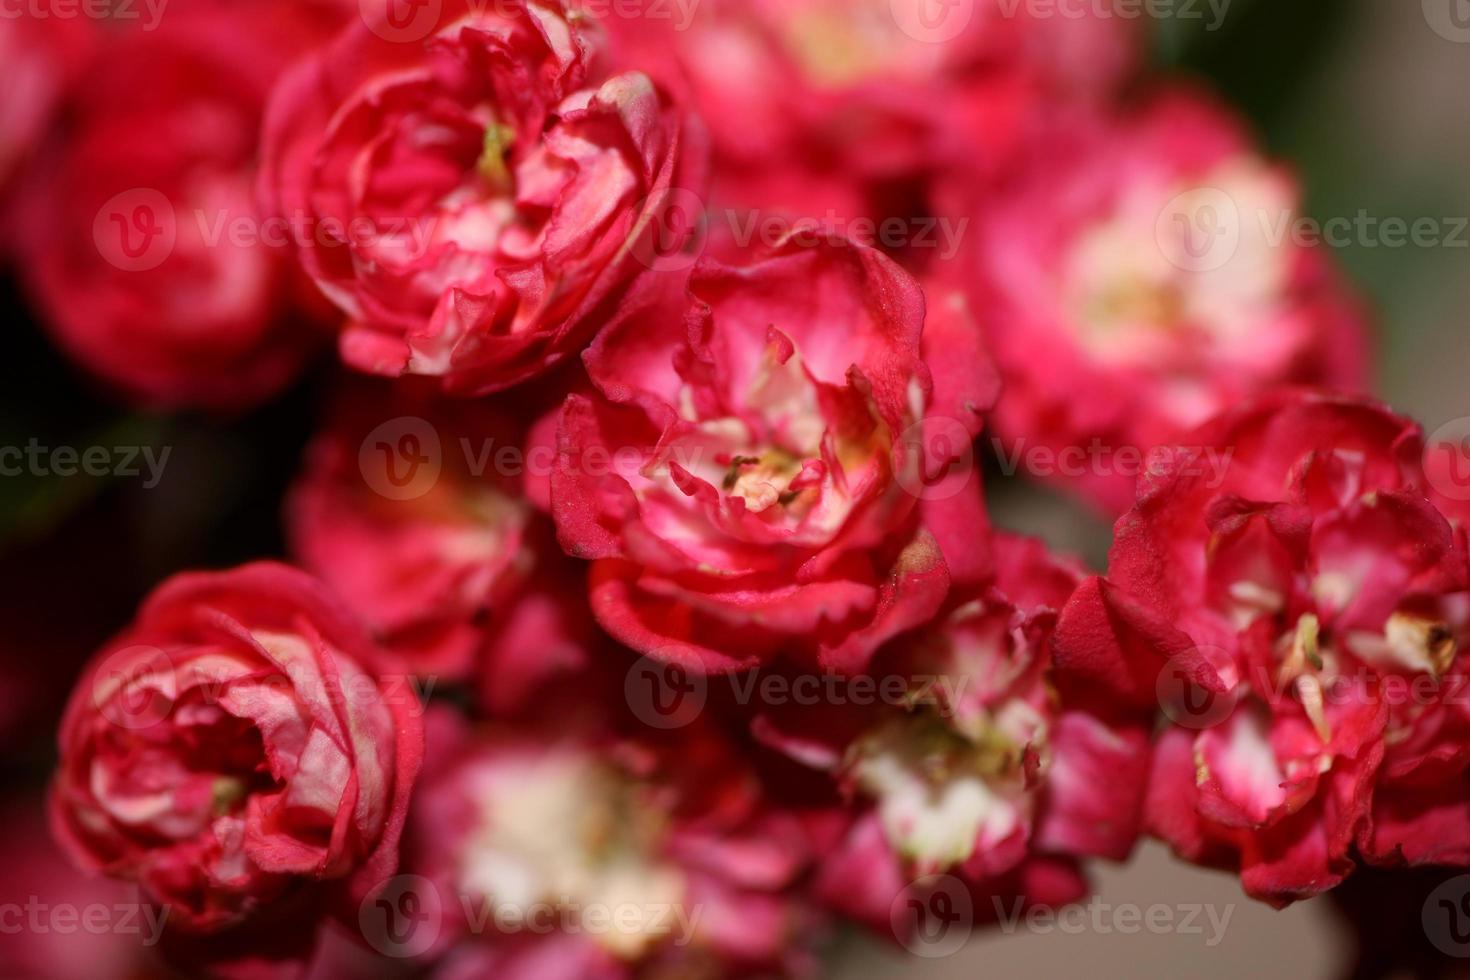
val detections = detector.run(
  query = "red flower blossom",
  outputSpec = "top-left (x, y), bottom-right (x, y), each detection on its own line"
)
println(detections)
top-left (401, 708), bottom-right (820, 976)
top-left (260, 0), bottom-right (706, 395)
top-left (959, 89), bottom-right (1369, 513)
top-left (1053, 390), bottom-right (1470, 903)
top-left (0, 13), bottom-right (92, 208)
top-left (605, 0), bottom-right (1137, 183)
top-left (51, 563), bottom-right (424, 943)
top-left (17, 2), bottom-right (343, 410)
top-left (755, 534), bottom-right (1148, 932)
top-left (551, 236), bottom-right (994, 673)
top-left (289, 379), bottom-right (545, 680)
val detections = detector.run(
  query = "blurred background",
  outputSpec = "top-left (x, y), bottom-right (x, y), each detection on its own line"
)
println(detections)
top-left (1, 0), bottom-right (1467, 976)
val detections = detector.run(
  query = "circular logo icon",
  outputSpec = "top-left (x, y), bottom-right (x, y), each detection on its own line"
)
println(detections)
top-left (1156, 650), bottom-right (1238, 730)
top-left (1424, 417), bottom-right (1470, 502)
top-left (895, 416), bottom-right (977, 502)
top-left (1156, 186), bottom-right (1242, 274)
top-left (624, 655), bottom-right (708, 730)
top-left (360, 874), bottom-right (443, 958)
top-left (890, 0), bottom-right (975, 44)
top-left (91, 645), bottom-right (176, 731)
top-left (93, 189), bottom-right (177, 272)
top-left (1424, 875), bottom-right (1470, 956)
top-left (359, 417), bottom-right (442, 501)
top-left (360, 0), bottom-right (444, 43)
top-left (891, 874), bottom-right (973, 958)
top-left (630, 187), bottom-right (709, 273)
top-left (1423, 0), bottom-right (1470, 42)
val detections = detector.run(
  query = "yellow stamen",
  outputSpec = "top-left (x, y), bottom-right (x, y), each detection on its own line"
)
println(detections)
top-left (477, 122), bottom-right (517, 191)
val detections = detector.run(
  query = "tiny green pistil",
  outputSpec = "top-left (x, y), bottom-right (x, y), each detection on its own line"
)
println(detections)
top-left (477, 122), bottom-right (517, 191)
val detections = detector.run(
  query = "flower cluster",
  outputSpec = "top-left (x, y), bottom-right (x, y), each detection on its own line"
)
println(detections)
top-left (1055, 391), bottom-right (1470, 903)
top-left (5, 0), bottom-right (1458, 976)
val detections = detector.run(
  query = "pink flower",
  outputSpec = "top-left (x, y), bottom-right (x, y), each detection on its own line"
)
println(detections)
top-left (551, 236), bottom-right (994, 673)
top-left (16, 3), bottom-right (342, 411)
top-left (403, 708), bottom-right (819, 976)
top-left (605, 0), bottom-right (1137, 183)
top-left (600, 0), bottom-right (1137, 273)
top-left (1053, 389), bottom-right (1470, 903)
top-left (51, 563), bottom-right (424, 942)
top-left (260, 0), bottom-right (706, 395)
top-left (288, 378), bottom-right (550, 680)
top-left (0, 13), bottom-right (92, 208)
top-left (958, 88), bottom-right (1369, 513)
top-left (755, 534), bottom-right (1149, 932)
